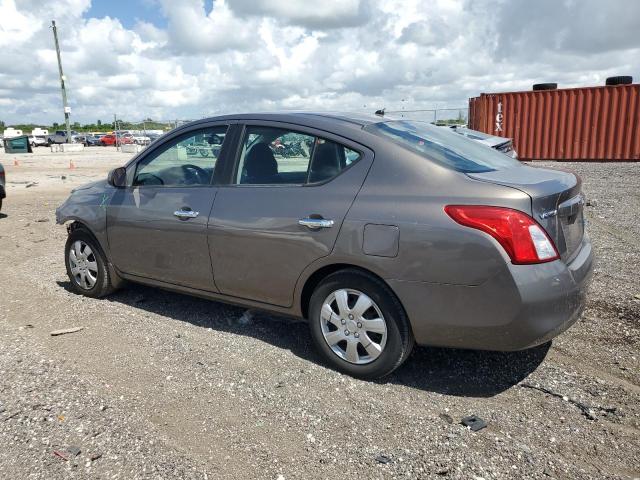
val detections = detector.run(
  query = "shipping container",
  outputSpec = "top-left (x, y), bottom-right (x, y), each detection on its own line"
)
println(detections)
top-left (468, 83), bottom-right (640, 161)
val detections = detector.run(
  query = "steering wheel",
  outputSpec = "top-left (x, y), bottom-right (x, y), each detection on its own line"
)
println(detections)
top-left (135, 173), bottom-right (164, 186)
top-left (181, 164), bottom-right (208, 184)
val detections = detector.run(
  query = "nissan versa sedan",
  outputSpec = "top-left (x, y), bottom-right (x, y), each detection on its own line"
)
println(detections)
top-left (56, 112), bottom-right (593, 379)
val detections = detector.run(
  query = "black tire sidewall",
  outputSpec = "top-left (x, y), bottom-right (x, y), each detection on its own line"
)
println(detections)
top-left (65, 229), bottom-right (110, 298)
top-left (309, 271), bottom-right (411, 379)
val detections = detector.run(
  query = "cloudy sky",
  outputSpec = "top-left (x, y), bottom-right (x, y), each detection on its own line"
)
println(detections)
top-left (0, 0), bottom-right (638, 125)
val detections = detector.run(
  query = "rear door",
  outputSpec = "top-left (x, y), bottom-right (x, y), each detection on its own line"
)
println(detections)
top-left (107, 123), bottom-right (232, 291)
top-left (208, 122), bottom-right (373, 307)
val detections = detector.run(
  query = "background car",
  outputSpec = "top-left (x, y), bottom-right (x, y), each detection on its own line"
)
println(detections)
top-left (29, 135), bottom-right (47, 148)
top-left (99, 134), bottom-right (133, 146)
top-left (76, 134), bottom-right (103, 146)
top-left (46, 130), bottom-right (80, 145)
top-left (56, 112), bottom-right (592, 380)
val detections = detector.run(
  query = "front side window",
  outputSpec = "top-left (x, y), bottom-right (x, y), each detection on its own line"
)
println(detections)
top-left (235, 126), bottom-right (361, 185)
top-left (134, 127), bottom-right (227, 186)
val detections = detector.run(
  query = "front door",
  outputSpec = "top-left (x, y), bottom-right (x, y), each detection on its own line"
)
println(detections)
top-left (208, 123), bottom-right (372, 306)
top-left (107, 125), bottom-right (230, 291)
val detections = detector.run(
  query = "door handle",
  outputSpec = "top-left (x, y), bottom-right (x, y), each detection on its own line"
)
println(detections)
top-left (174, 209), bottom-right (199, 219)
top-left (298, 217), bottom-right (334, 230)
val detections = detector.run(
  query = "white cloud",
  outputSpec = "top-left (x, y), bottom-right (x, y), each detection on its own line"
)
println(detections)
top-left (0, 0), bottom-right (638, 125)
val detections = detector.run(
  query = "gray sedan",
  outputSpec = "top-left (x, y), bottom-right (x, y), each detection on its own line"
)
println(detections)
top-left (56, 112), bottom-right (593, 379)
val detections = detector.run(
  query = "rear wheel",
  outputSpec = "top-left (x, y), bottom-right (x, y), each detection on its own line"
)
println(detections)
top-left (65, 228), bottom-right (116, 298)
top-left (309, 270), bottom-right (414, 379)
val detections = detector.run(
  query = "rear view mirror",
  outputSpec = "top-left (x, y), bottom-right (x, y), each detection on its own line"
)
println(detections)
top-left (107, 167), bottom-right (127, 188)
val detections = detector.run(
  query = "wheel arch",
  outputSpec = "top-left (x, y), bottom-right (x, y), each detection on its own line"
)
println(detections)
top-left (299, 263), bottom-right (400, 319)
top-left (65, 220), bottom-right (125, 288)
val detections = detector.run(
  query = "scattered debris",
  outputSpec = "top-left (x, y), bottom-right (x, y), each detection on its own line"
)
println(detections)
top-left (50, 327), bottom-right (84, 336)
top-left (375, 455), bottom-right (392, 464)
top-left (3, 410), bottom-right (20, 421)
top-left (89, 453), bottom-right (102, 462)
top-left (586, 199), bottom-right (598, 207)
top-left (25, 182), bottom-right (38, 188)
top-left (35, 218), bottom-right (49, 223)
top-left (520, 383), bottom-right (618, 421)
top-left (439, 413), bottom-right (453, 424)
top-left (53, 450), bottom-right (70, 461)
top-left (67, 446), bottom-right (82, 457)
top-left (461, 415), bottom-right (487, 432)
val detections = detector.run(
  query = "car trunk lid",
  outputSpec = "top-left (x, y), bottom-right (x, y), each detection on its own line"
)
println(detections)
top-left (467, 165), bottom-right (585, 263)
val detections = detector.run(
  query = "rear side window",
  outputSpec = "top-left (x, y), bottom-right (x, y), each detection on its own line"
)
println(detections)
top-left (365, 120), bottom-right (519, 173)
top-left (235, 126), bottom-right (361, 185)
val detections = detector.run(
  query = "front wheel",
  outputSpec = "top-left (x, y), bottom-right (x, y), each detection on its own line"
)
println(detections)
top-left (65, 228), bottom-right (116, 298)
top-left (308, 270), bottom-right (414, 379)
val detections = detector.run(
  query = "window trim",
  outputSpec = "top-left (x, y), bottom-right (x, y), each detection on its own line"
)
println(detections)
top-left (227, 122), bottom-right (365, 188)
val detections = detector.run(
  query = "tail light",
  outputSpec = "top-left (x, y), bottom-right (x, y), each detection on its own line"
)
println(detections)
top-left (444, 205), bottom-right (559, 264)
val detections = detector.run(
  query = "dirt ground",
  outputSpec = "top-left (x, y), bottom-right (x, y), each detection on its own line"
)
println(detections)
top-left (0, 147), bottom-right (638, 479)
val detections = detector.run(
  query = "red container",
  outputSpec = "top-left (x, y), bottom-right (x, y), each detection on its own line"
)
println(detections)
top-left (468, 84), bottom-right (640, 161)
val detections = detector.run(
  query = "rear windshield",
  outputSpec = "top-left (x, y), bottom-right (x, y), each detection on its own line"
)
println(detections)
top-left (364, 120), bottom-right (519, 173)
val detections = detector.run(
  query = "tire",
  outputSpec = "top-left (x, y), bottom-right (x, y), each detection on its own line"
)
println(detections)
top-left (605, 76), bottom-right (632, 86)
top-left (533, 83), bottom-right (557, 91)
top-left (65, 228), bottom-right (116, 298)
top-left (308, 269), bottom-right (414, 379)
top-left (0, 198), bottom-right (3, 212)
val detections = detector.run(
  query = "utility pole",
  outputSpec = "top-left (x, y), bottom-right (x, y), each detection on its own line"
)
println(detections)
top-left (114, 114), bottom-right (119, 151)
top-left (51, 20), bottom-right (71, 143)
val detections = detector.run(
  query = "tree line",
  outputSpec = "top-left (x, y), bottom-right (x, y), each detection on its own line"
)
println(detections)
top-left (1, 118), bottom-right (174, 133)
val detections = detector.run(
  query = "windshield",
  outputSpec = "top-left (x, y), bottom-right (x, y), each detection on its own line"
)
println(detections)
top-left (365, 120), bottom-right (520, 173)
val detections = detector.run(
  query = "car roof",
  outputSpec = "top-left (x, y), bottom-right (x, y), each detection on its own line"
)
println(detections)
top-left (205, 111), bottom-right (384, 126)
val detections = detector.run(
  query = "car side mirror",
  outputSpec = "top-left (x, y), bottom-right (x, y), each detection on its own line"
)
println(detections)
top-left (107, 167), bottom-right (127, 188)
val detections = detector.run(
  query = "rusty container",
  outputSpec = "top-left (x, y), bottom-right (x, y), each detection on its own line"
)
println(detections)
top-left (468, 83), bottom-right (640, 161)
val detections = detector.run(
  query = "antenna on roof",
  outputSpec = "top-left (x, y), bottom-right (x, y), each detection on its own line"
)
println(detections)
top-left (374, 108), bottom-right (385, 117)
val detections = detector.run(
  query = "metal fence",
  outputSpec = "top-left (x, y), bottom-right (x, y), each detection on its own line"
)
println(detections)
top-left (382, 108), bottom-right (469, 125)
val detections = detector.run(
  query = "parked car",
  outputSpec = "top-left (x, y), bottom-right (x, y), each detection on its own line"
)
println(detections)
top-left (99, 134), bottom-right (133, 146)
top-left (449, 126), bottom-right (518, 158)
top-left (146, 133), bottom-right (162, 143)
top-left (47, 130), bottom-right (80, 145)
top-left (56, 113), bottom-right (593, 379)
top-left (132, 133), bottom-right (151, 145)
top-left (29, 135), bottom-right (48, 148)
top-left (76, 134), bottom-right (102, 146)
top-left (120, 134), bottom-right (135, 145)
top-left (0, 162), bottom-right (5, 211)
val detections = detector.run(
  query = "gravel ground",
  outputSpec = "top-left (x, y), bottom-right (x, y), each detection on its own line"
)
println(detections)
top-left (0, 150), bottom-right (638, 479)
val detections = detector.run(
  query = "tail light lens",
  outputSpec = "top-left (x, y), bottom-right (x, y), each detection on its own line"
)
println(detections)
top-left (444, 205), bottom-right (559, 264)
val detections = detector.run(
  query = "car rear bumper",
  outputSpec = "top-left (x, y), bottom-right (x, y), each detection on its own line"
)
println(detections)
top-left (389, 234), bottom-right (594, 351)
